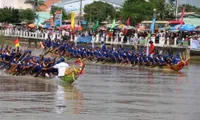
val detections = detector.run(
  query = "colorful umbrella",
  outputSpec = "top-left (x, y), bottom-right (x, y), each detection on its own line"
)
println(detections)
top-left (3, 24), bottom-right (13, 28)
top-left (105, 24), bottom-right (118, 28)
top-left (118, 24), bottom-right (135, 30)
top-left (118, 24), bottom-right (125, 29)
top-left (28, 24), bottom-right (36, 28)
top-left (194, 25), bottom-right (200, 32)
top-left (124, 26), bottom-right (135, 30)
top-left (60, 25), bottom-right (82, 30)
top-left (138, 26), bottom-right (146, 31)
top-left (99, 26), bottom-right (107, 31)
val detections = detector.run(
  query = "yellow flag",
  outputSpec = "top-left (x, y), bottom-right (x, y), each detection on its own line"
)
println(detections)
top-left (71, 12), bottom-right (75, 29)
top-left (14, 38), bottom-right (20, 48)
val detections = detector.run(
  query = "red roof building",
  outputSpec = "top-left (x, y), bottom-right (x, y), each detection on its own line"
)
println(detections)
top-left (39, 0), bottom-right (61, 11)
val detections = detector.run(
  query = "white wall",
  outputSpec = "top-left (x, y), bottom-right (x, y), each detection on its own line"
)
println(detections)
top-left (0, 0), bottom-right (32, 9)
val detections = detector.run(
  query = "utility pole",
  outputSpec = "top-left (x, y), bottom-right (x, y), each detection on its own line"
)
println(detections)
top-left (175, 0), bottom-right (178, 20)
top-left (79, 0), bottom-right (82, 25)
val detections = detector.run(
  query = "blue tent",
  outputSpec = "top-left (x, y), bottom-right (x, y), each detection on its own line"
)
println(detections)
top-left (179, 24), bottom-right (196, 31)
top-left (171, 24), bottom-right (181, 30)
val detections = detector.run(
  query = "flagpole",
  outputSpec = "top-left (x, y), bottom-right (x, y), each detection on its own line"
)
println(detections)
top-left (175, 0), bottom-right (178, 20)
top-left (146, 8), bottom-right (156, 56)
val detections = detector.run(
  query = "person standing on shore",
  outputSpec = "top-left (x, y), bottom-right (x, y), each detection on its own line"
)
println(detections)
top-left (149, 41), bottom-right (155, 58)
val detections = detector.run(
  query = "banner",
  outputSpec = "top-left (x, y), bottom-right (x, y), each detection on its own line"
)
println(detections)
top-left (191, 40), bottom-right (200, 50)
top-left (77, 36), bottom-right (92, 43)
top-left (150, 17), bottom-right (156, 34)
top-left (110, 19), bottom-right (116, 31)
top-left (71, 12), bottom-right (75, 29)
top-left (93, 21), bottom-right (99, 31)
top-left (127, 17), bottom-right (130, 26)
top-left (54, 10), bottom-right (62, 27)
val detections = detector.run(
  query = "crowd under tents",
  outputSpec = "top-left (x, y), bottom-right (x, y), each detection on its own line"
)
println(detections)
top-left (59, 25), bottom-right (82, 31)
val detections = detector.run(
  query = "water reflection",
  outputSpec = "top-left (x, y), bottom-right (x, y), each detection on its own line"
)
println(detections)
top-left (55, 83), bottom-right (83, 114)
top-left (0, 77), bottom-right (56, 114)
top-left (0, 77), bottom-right (84, 116)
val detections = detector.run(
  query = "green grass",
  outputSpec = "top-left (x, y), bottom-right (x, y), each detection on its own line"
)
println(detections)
top-left (0, 35), bottom-right (12, 45)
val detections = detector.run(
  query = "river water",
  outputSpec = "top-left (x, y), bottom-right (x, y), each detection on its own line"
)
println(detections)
top-left (0, 64), bottom-right (200, 120)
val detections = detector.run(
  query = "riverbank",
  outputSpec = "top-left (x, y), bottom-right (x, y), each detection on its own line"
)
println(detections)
top-left (190, 56), bottom-right (200, 64)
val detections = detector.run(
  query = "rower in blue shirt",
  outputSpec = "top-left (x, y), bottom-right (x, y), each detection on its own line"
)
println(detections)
top-left (172, 54), bottom-right (181, 65)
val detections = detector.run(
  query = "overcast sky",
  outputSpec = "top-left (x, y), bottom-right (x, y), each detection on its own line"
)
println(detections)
top-left (61, 0), bottom-right (124, 5)
top-left (103, 0), bottom-right (124, 5)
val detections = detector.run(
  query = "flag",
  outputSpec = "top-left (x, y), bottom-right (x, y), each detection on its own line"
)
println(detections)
top-left (36, 14), bottom-right (40, 29)
top-left (110, 19), bottom-right (116, 31)
top-left (125, 17), bottom-right (130, 35)
top-left (14, 38), bottom-right (20, 48)
top-left (71, 12), bottom-right (75, 29)
top-left (150, 17), bottom-right (156, 34)
top-left (177, 8), bottom-right (185, 30)
top-left (180, 7), bottom-right (185, 25)
top-left (60, 10), bottom-right (63, 27)
top-left (54, 10), bottom-right (62, 27)
top-left (92, 21), bottom-right (99, 31)
top-left (127, 17), bottom-right (130, 26)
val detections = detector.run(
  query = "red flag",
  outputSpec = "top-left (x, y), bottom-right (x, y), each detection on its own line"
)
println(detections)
top-left (127, 17), bottom-right (130, 26)
top-left (178, 7), bottom-right (185, 30)
top-left (180, 7), bottom-right (185, 25)
top-left (14, 38), bottom-right (20, 47)
top-left (14, 38), bottom-right (19, 44)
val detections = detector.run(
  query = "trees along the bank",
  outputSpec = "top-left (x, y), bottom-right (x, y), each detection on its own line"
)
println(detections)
top-left (50, 6), bottom-right (69, 20)
top-left (0, 7), bottom-right (14, 23)
top-left (0, 7), bottom-right (35, 24)
top-left (120, 0), bottom-right (175, 25)
top-left (178, 4), bottom-right (200, 13)
top-left (83, 1), bottom-right (117, 23)
top-left (19, 9), bottom-right (35, 23)
top-left (120, 0), bottom-right (154, 25)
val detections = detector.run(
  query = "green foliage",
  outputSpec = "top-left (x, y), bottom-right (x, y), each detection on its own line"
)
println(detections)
top-left (83, 1), bottom-right (117, 23)
top-left (151, 0), bottom-right (174, 20)
top-left (50, 6), bottom-right (68, 20)
top-left (0, 7), bottom-right (35, 23)
top-left (0, 35), bottom-right (9, 45)
top-left (19, 9), bottom-right (35, 23)
top-left (178, 4), bottom-right (200, 13)
top-left (120, 0), bottom-right (175, 25)
top-left (163, 3), bottom-right (175, 20)
top-left (121, 0), bottom-right (154, 25)
top-left (0, 7), bottom-right (20, 23)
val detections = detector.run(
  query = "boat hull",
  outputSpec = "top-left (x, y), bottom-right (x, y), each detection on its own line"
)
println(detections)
top-left (60, 72), bottom-right (79, 84)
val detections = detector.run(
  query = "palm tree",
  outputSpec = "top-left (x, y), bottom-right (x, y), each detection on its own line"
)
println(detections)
top-left (25, 0), bottom-right (45, 11)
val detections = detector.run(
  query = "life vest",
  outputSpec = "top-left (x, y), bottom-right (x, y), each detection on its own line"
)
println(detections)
top-left (149, 44), bottom-right (155, 54)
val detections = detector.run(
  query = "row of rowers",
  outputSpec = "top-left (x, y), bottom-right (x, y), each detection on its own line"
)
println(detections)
top-left (0, 47), bottom-right (67, 77)
top-left (42, 40), bottom-right (182, 66)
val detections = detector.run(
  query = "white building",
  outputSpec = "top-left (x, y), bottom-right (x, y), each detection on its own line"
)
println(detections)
top-left (0, 0), bottom-right (32, 9)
